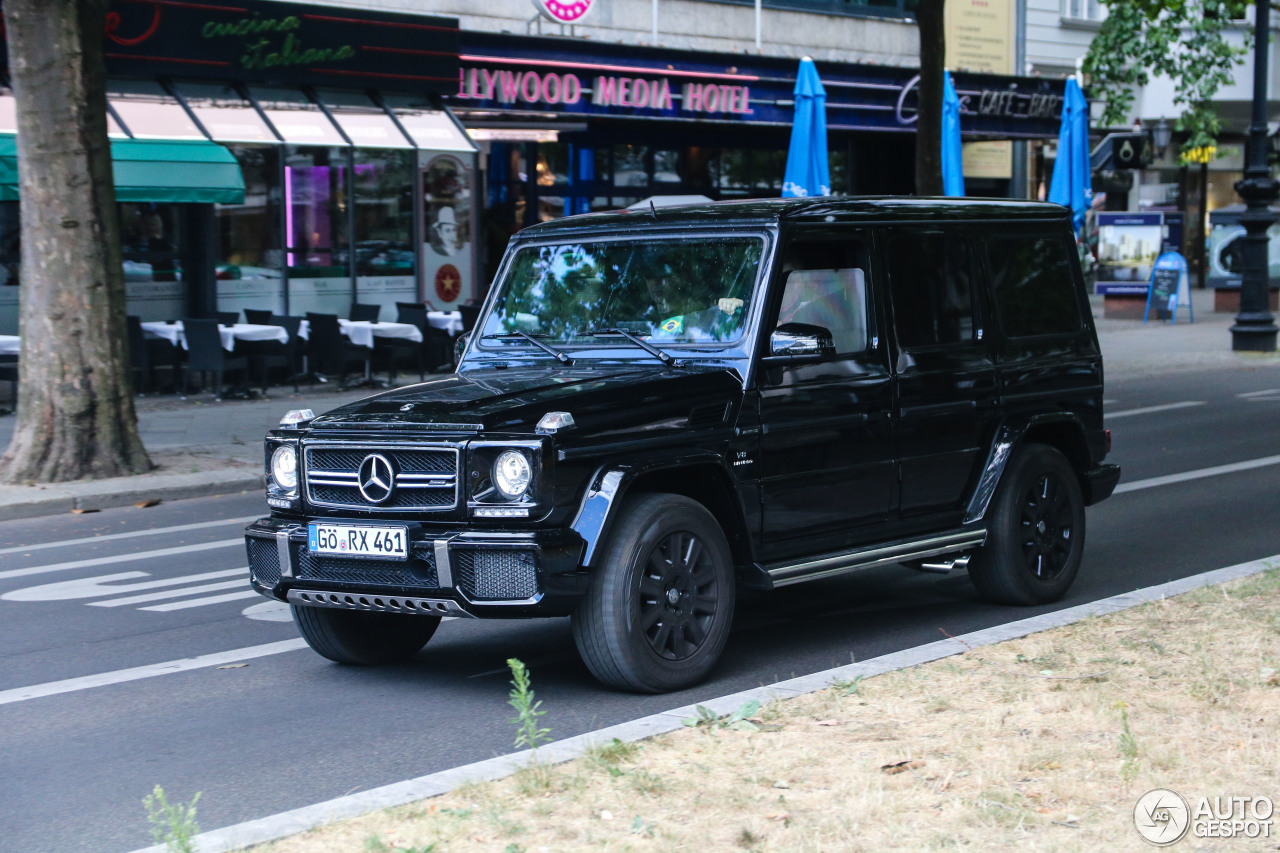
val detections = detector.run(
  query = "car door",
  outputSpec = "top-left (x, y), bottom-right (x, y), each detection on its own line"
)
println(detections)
top-left (883, 227), bottom-right (999, 525)
top-left (755, 231), bottom-right (896, 561)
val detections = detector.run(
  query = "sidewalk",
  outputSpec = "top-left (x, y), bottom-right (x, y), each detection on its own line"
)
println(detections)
top-left (0, 288), bottom-right (1276, 520)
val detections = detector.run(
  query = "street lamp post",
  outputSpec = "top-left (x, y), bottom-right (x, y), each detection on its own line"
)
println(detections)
top-left (1231, 0), bottom-right (1280, 351)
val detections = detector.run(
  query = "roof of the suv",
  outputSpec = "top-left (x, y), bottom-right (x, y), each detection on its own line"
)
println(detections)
top-left (518, 196), bottom-right (1073, 237)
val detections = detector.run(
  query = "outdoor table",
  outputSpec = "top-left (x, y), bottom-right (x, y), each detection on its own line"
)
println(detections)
top-left (427, 311), bottom-right (464, 336)
top-left (0, 335), bottom-right (18, 356)
top-left (296, 319), bottom-right (424, 348)
top-left (140, 321), bottom-right (289, 352)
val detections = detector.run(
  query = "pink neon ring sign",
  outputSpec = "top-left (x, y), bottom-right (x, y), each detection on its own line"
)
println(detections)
top-left (532, 0), bottom-right (595, 24)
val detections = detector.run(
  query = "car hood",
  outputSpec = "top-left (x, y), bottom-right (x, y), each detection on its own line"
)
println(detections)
top-left (308, 364), bottom-right (745, 437)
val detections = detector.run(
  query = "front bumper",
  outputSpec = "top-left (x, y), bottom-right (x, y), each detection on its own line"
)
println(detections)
top-left (244, 516), bottom-right (588, 617)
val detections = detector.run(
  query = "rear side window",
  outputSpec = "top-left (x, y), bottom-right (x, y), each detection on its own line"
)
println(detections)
top-left (886, 232), bottom-right (975, 349)
top-left (986, 234), bottom-right (1082, 337)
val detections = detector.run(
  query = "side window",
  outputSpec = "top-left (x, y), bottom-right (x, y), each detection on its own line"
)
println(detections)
top-left (986, 234), bottom-right (1082, 337)
top-left (886, 232), bottom-right (975, 349)
top-left (775, 238), bottom-right (870, 356)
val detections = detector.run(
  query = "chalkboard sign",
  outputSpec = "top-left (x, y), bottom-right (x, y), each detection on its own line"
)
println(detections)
top-left (1144, 251), bottom-right (1192, 323)
top-left (1150, 267), bottom-right (1179, 305)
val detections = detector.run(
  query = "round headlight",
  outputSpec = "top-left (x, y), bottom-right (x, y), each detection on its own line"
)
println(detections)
top-left (271, 445), bottom-right (298, 490)
top-left (493, 450), bottom-right (531, 499)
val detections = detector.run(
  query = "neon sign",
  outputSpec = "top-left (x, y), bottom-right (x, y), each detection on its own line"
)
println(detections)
top-left (531, 0), bottom-right (597, 24)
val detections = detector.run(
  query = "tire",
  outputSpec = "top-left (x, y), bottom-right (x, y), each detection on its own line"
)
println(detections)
top-left (292, 605), bottom-right (441, 665)
top-left (969, 443), bottom-right (1086, 606)
top-left (572, 493), bottom-right (736, 693)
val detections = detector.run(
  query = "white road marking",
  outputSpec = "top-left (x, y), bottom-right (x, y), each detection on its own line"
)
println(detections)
top-left (0, 516), bottom-right (259, 557)
top-left (1237, 389), bottom-right (1280, 398)
top-left (1115, 453), bottom-right (1280, 493)
top-left (3, 568), bottom-right (244, 601)
top-left (0, 639), bottom-right (309, 707)
top-left (0, 539), bottom-right (241, 582)
top-left (1107, 401), bottom-right (1206, 419)
top-left (90, 579), bottom-right (249, 607)
top-left (142, 590), bottom-right (262, 611)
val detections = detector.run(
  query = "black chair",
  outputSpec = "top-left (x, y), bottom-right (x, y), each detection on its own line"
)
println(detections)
top-left (127, 315), bottom-right (177, 393)
top-left (240, 314), bottom-right (301, 393)
top-left (182, 318), bottom-right (248, 397)
top-left (305, 312), bottom-right (370, 384)
top-left (458, 303), bottom-right (481, 334)
top-left (349, 302), bottom-right (380, 322)
top-left (209, 311), bottom-right (240, 326)
top-left (0, 355), bottom-right (17, 411)
top-left (395, 301), bottom-right (426, 315)
top-left (243, 308), bottom-right (274, 325)
top-left (387, 304), bottom-right (430, 381)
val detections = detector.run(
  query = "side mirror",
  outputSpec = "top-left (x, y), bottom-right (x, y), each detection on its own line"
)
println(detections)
top-left (768, 322), bottom-right (835, 360)
top-left (453, 331), bottom-right (471, 367)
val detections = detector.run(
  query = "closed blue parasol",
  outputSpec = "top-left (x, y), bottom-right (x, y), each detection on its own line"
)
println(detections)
top-left (782, 57), bottom-right (830, 198)
top-left (1047, 77), bottom-right (1091, 230)
top-left (941, 71), bottom-right (965, 197)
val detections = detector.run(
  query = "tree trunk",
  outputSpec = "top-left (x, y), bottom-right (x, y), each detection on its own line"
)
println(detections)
top-left (915, 0), bottom-right (945, 196)
top-left (0, 0), bottom-right (151, 482)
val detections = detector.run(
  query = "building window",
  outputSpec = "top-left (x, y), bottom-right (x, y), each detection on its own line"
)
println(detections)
top-left (352, 148), bottom-right (417, 316)
top-left (286, 146), bottom-right (352, 317)
top-left (216, 145), bottom-right (283, 316)
top-left (1062, 0), bottom-right (1106, 21)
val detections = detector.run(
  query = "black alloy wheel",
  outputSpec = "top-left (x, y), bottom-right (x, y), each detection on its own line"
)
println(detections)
top-left (1018, 471), bottom-right (1076, 581)
top-left (638, 530), bottom-right (722, 661)
top-left (968, 442), bottom-right (1086, 606)
top-left (573, 493), bottom-right (736, 693)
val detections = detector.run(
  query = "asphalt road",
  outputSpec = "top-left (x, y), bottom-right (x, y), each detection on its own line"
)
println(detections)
top-left (3, 364), bottom-right (1280, 852)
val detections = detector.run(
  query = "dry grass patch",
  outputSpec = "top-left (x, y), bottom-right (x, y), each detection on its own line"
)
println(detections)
top-left (253, 568), bottom-right (1280, 853)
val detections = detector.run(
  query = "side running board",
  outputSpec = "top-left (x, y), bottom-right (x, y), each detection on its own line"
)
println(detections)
top-left (760, 529), bottom-right (987, 588)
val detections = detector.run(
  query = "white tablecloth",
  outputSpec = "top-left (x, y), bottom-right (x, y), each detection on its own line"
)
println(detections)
top-left (141, 321), bottom-right (289, 352)
top-left (428, 311), bottom-right (464, 335)
top-left (0, 335), bottom-right (18, 357)
top-left (296, 320), bottom-right (425, 348)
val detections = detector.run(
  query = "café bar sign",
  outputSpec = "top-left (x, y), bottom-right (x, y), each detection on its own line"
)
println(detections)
top-left (455, 65), bottom-right (753, 117)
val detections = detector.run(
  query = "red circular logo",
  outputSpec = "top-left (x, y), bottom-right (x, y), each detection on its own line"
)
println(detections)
top-left (534, 0), bottom-right (594, 23)
top-left (435, 264), bottom-right (462, 303)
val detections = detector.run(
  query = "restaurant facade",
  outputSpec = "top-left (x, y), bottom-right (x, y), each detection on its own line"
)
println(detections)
top-left (0, 0), bottom-right (1066, 335)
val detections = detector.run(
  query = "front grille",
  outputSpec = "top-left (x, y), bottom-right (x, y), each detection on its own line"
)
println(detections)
top-left (454, 549), bottom-right (538, 600)
top-left (304, 443), bottom-right (458, 512)
top-left (309, 484), bottom-right (453, 510)
top-left (247, 536), bottom-right (281, 588)
top-left (293, 542), bottom-right (439, 588)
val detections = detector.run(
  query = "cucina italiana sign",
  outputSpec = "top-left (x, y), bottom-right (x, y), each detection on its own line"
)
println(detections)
top-left (455, 67), bottom-right (752, 116)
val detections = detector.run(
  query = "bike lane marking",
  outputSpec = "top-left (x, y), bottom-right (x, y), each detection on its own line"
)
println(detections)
top-left (0, 539), bottom-right (242, 582)
top-left (0, 639), bottom-right (308, 707)
top-left (0, 516), bottom-right (258, 558)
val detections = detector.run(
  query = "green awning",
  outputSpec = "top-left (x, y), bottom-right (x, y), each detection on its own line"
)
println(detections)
top-left (0, 134), bottom-right (245, 204)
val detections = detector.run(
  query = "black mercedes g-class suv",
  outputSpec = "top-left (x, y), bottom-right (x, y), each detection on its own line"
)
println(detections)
top-left (245, 197), bottom-right (1120, 693)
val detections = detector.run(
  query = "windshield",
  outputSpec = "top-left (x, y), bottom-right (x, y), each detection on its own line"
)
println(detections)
top-left (479, 235), bottom-right (766, 348)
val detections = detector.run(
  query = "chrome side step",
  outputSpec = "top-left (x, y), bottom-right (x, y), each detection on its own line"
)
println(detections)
top-left (762, 529), bottom-right (987, 588)
top-left (287, 588), bottom-right (475, 618)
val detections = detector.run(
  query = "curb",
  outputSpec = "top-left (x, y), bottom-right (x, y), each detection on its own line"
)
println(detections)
top-left (127, 553), bottom-right (1279, 853)
top-left (0, 471), bottom-right (263, 521)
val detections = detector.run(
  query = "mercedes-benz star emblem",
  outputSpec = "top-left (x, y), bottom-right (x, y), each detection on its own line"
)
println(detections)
top-left (357, 453), bottom-right (396, 504)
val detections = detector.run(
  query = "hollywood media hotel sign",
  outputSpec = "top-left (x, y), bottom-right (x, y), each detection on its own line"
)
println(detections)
top-left (455, 64), bottom-right (753, 117)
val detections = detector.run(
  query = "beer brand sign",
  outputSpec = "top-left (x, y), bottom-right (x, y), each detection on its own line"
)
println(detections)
top-left (455, 66), bottom-right (752, 117)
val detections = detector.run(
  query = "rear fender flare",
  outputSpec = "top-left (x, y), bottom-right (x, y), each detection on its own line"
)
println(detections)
top-left (963, 415), bottom-right (1090, 524)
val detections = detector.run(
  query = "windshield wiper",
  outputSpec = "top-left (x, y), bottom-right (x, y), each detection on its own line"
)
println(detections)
top-left (589, 328), bottom-right (677, 367)
top-left (484, 332), bottom-right (574, 365)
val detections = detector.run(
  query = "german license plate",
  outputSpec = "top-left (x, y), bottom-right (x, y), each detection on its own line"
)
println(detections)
top-left (308, 523), bottom-right (408, 560)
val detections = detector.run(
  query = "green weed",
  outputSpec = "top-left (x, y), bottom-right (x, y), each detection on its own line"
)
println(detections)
top-left (142, 785), bottom-right (200, 853)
